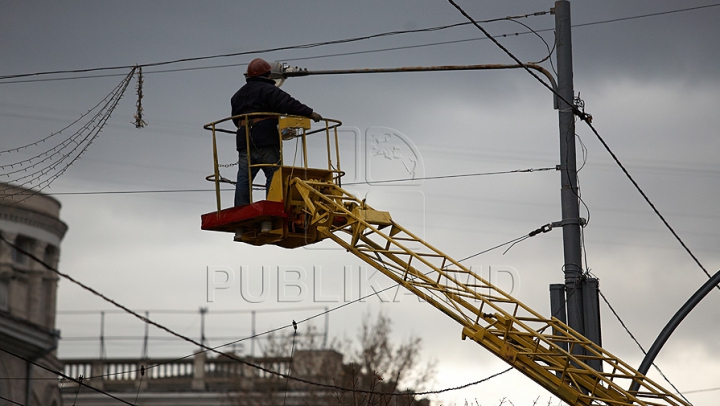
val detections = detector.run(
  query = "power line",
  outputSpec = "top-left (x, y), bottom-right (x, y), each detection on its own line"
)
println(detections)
top-left (445, 0), bottom-right (715, 291)
top-left (20, 166), bottom-right (554, 197)
top-left (58, 306), bottom-right (327, 315)
top-left (444, 4), bottom-right (708, 402)
top-left (2, 4), bottom-right (718, 84)
top-left (57, 229), bottom-right (520, 393)
top-left (344, 166), bottom-right (555, 185)
top-left (0, 33), bottom-right (546, 85)
top-left (585, 118), bottom-right (716, 286)
top-left (0, 346), bottom-right (137, 406)
top-left (5, 1), bottom-right (714, 395)
top-left (572, 3), bottom-right (720, 29)
top-left (0, 234), bottom-right (511, 397)
top-left (683, 386), bottom-right (720, 395)
top-left (0, 11), bottom-right (548, 82)
top-left (0, 394), bottom-right (24, 406)
top-left (597, 289), bottom-right (691, 405)
top-left (0, 233), bottom-right (342, 392)
top-left (50, 210), bottom-right (550, 390)
top-left (0, 69), bottom-right (136, 205)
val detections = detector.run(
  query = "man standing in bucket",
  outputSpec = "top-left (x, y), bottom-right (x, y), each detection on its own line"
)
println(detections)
top-left (231, 58), bottom-right (322, 207)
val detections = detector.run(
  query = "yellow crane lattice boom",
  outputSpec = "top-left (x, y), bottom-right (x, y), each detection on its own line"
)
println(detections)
top-left (200, 114), bottom-right (689, 406)
top-left (290, 177), bottom-right (689, 406)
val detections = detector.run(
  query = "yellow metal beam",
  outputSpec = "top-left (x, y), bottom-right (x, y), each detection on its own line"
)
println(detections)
top-left (290, 178), bottom-right (690, 406)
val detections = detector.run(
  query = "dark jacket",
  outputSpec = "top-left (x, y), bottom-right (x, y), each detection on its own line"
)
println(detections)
top-left (231, 76), bottom-right (314, 151)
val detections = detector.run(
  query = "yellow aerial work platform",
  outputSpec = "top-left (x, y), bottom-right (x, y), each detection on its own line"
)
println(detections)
top-left (200, 113), bottom-right (353, 248)
top-left (200, 113), bottom-right (689, 406)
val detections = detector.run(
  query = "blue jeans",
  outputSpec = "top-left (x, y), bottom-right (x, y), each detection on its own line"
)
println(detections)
top-left (234, 147), bottom-right (281, 207)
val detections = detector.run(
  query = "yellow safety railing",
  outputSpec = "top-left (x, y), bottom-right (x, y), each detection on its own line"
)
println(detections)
top-left (203, 113), bottom-right (343, 212)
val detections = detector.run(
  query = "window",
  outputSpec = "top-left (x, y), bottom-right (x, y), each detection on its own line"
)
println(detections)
top-left (0, 279), bottom-right (8, 311)
top-left (11, 235), bottom-right (34, 266)
top-left (44, 245), bottom-right (58, 268)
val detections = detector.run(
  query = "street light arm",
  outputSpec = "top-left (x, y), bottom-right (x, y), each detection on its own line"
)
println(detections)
top-left (283, 63), bottom-right (559, 109)
top-left (629, 269), bottom-right (720, 393)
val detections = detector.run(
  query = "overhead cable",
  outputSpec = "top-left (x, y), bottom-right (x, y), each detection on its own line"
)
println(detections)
top-left (28, 166), bottom-right (554, 197)
top-left (0, 234), bottom-right (513, 397)
top-left (445, 0), bottom-right (715, 290)
top-left (0, 394), bottom-right (24, 406)
top-left (0, 346), bottom-right (137, 406)
top-left (585, 118), bottom-right (716, 286)
top-left (597, 289), bottom-right (691, 404)
top-left (2, 4), bottom-right (718, 84)
top-left (0, 11), bottom-right (548, 82)
top-left (0, 69), bottom-right (135, 204)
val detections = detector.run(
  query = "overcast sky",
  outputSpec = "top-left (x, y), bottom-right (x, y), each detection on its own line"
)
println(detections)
top-left (2, 1), bottom-right (720, 404)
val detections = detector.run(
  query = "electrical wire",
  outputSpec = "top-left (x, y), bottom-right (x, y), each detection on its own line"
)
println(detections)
top-left (56, 224), bottom-right (560, 384)
top-left (58, 306), bottom-right (328, 315)
top-left (59, 231), bottom-right (518, 392)
top-left (0, 234), bottom-right (513, 398)
top-left (0, 88), bottom-right (116, 156)
top-left (6, 3), bottom-right (715, 396)
top-left (344, 167), bottom-right (555, 185)
top-left (455, 234), bottom-right (528, 263)
top-left (29, 166), bottom-right (554, 197)
top-left (575, 131), bottom-right (592, 277)
top-left (597, 289), bottom-right (692, 405)
top-left (282, 322), bottom-right (298, 406)
top-left (572, 4), bottom-right (720, 29)
top-left (585, 118), bottom-right (716, 288)
top-left (443, 4), bottom-right (704, 402)
top-left (0, 69), bottom-right (135, 204)
top-left (504, 15), bottom-right (556, 68)
top-left (445, 0), bottom-right (715, 291)
top-left (0, 394), bottom-right (24, 406)
top-left (2, 4), bottom-right (718, 84)
top-left (133, 365), bottom-right (145, 405)
top-left (0, 11), bottom-right (549, 82)
top-left (0, 346), bottom-right (137, 406)
top-left (0, 33), bottom-right (548, 85)
top-left (53, 217), bottom-right (550, 391)
top-left (683, 386), bottom-right (720, 395)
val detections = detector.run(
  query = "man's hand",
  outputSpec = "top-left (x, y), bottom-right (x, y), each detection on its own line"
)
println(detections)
top-left (310, 112), bottom-right (323, 122)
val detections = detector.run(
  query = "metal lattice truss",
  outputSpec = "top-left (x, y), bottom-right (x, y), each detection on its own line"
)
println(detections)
top-left (291, 178), bottom-right (689, 406)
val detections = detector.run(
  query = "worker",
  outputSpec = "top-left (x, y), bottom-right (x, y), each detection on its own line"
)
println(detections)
top-left (231, 58), bottom-right (322, 207)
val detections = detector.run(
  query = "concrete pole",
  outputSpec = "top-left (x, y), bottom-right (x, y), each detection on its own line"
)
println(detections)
top-left (549, 284), bottom-right (568, 352)
top-left (199, 307), bottom-right (208, 347)
top-left (141, 311), bottom-right (149, 359)
top-left (100, 311), bottom-right (106, 359)
top-left (251, 310), bottom-right (256, 357)
top-left (323, 307), bottom-right (329, 349)
top-left (555, 0), bottom-right (585, 339)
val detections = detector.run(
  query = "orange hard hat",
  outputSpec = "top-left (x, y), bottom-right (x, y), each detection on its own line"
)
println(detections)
top-left (246, 58), bottom-right (272, 78)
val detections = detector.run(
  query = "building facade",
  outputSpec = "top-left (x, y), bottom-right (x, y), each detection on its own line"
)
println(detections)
top-left (0, 183), bottom-right (68, 406)
top-left (62, 350), bottom-right (429, 406)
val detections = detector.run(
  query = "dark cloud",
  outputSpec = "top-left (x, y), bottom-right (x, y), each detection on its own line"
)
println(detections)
top-left (2, 1), bottom-right (719, 404)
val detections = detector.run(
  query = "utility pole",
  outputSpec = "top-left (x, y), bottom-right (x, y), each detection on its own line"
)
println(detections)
top-left (281, 13), bottom-right (602, 365)
top-left (199, 307), bottom-right (208, 348)
top-left (552, 0), bottom-right (602, 371)
top-left (555, 0), bottom-right (584, 339)
top-left (141, 311), bottom-right (149, 359)
top-left (99, 311), bottom-right (106, 359)
top-left (251, 310), bottom-right (256, 357)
